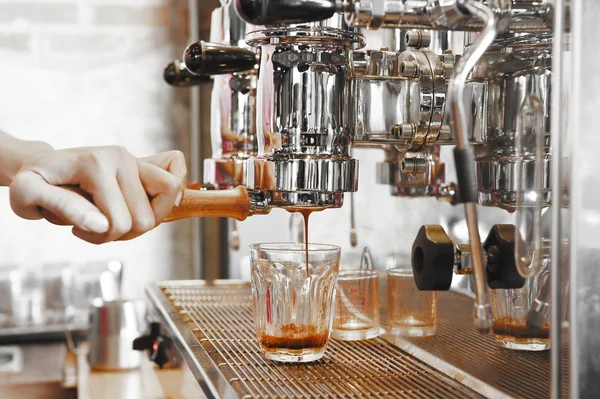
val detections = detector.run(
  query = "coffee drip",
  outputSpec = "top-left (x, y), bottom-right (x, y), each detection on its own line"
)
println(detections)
top-left (283, 207), bottom-right (326, 275)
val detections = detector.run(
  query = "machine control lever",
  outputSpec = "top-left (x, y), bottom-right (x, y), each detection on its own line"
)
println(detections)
top-left (164, 186), bottom-right (271, 222)
top-left (163, 60), bottom-right (210, 87)
top-left (484, 225), bottom-right (526, 290)
top-left (133, 322), bottom-right (171, 369)
top-left (184, 41), bottom-right (257, 77)
top-left (411, 224), bottom-right (525, 291)
top-left (412, 225), bottom-right (455, 291)
top-left (234, 0), bottom-right (337, 25)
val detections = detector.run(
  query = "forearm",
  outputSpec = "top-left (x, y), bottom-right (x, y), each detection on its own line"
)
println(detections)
top-left (0, 131), bottom-right (53, 186)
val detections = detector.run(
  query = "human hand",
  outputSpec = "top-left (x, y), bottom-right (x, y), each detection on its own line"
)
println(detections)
top-left (9, 146), bottom-right (186, 244)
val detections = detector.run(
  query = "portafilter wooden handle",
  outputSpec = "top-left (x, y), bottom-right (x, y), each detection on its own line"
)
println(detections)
top-left (164, 186), bottom-right (251, 222)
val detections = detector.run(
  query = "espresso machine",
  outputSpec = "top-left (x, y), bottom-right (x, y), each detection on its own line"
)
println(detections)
top-left (145, 0), bottom-right (596, 397)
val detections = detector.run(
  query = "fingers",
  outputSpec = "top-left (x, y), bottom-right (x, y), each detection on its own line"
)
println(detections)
top-left (142, 150), bottom-right (187, 181)
top-left (10, 146), bottom-right (187, 245)
top-left (142, 151), bottom-right (187, 202)
top-left (117, 161), bottom-right (156, 233)
top-left (10, 171), bottom-right (109, 234)
top-left (137, 159), bottom-right (184, 225)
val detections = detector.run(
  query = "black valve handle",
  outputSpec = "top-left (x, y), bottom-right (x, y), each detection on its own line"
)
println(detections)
top-left (163, 61), bottom-right (211, 87)
top-left (234, 0), bottom-right (337, 25)
top-left (184, 41), bottom-right (257, 77)
top-left (133, 322), bottom-right (170, 369)
top-left (411, 225), bottom-right (455, 291)
top-left (484, 224), bottom-right (526, 290)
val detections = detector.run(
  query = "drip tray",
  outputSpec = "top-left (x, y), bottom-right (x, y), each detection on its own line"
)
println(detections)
top-left (149, 281), bottom-right (483, 399)
top-left (388, 292), bottom-right (557, 399)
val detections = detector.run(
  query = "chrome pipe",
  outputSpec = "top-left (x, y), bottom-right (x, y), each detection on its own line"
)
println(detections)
top-left (189, 0), bottom-right (203, 280)
top-left (448, 0), bottom-right (497, 333)
top-left (550, 0), bottom-right (567, 395)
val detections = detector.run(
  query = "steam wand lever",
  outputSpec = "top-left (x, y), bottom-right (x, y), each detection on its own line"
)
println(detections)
top-left (234, 0), bottom-right (340, 25)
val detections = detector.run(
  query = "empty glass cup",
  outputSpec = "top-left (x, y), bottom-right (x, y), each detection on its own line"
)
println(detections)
top-left (10, 267), bottom-right (45, 327)
top-left (387, 268), bottom-right (438, 337)
top-left (0, 264), bottom-right (18, 327)
top-left (42, 262), bottom-right (75, 324)
top-left (250, 243), bottom-right (340, 363)
top-left (332, 247), bottom-right (380, 341)
top-left (72, 260), bottom-right (123, 321)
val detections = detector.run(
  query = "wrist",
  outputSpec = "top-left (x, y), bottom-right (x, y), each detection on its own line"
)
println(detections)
top-left (0, 132), bottom-right (54, 186)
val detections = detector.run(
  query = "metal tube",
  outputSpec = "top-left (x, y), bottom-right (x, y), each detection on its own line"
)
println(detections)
top-left (448, 0), bottom-right (497, 333)
top-left (347, 0), bottom-right (552, 32)
top-left (550, 0), bottom-right (566, 396)
top-left (188, 0), bottom-right (203, 280)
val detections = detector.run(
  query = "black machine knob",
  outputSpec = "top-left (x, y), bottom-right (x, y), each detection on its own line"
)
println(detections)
top-left (234, 0), bottom-right (337, 25)
top-left (133, 322), bottom-right (170, 369)
top-left (411, 225), bottom-right (455, 291)
top-left (484, 224), bottom-right (525, 290)
top-left (184, 41), bottom-right (257, 77)
top-left (163, 60), bottom-right (210, 87)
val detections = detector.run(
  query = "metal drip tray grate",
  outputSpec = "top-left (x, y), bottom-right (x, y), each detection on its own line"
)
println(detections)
top-left (390, 291), bottom-right (564, 399)
top-left (149, 281), bottom-right (482, 399)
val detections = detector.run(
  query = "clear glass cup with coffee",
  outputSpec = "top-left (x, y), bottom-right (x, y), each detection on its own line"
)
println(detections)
top-left (250, 243), bottom-right (340, 362)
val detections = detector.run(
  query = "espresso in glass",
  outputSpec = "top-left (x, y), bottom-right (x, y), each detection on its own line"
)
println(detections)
top-left (491, 254), bottom-right (551, 351)
top-left (250, 243), bottom-right (340, 362)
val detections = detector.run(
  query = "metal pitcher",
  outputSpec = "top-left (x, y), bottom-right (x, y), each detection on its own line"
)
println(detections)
top-left (87, 299), bottom-right (146, 370)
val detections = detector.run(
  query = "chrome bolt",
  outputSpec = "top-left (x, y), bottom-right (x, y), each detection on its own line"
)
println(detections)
top-left (405, 30), bottom-right (431, 49)
top-left (442, 62), bottom-right (454, 79)
top-left (400, 60), bottom-right (419, 78)
top-left (438, 125), bottom-right (452, 141)
top-left (392, 123), bottom-right (416, 141)
top-left (400, 158), bottom-right (427, 175)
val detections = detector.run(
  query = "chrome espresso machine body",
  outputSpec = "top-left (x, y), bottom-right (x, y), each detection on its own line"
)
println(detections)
top-left (149, 0), bottom-right (596, 397)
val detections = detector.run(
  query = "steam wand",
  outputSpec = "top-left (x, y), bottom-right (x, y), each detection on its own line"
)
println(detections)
top-left (448, 0), bottom-right (498, 333)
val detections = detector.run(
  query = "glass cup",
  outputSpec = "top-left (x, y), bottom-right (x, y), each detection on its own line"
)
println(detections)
top-left (42, 262), bottom-right (75, 324)
top-left (387, 268), bottom-right (438, 337)
top-left (491, 252), bottom-right (551, 351)
top-left (72, 260), bottom-right (123, 320)
top-left (250, 243), bottom-right (340, 363)
top-left (332, 269), bottom-right (380, 340)
top-left (10, 267), bottom-right (45, 327)
top-left (0, 264), bottom-right (18, 327)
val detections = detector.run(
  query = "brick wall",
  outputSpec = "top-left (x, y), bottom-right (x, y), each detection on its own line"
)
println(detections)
top-left (0, 0), bottom-right (194, 299)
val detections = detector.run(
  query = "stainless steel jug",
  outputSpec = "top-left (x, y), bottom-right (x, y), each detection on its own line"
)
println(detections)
top-left (87, 299), bottom-right (146, 370)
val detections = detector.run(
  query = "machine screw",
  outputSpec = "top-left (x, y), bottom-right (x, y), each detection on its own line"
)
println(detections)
top-left (442, 62), bottom-right (454, 79)
top-left (392, 123), bottom-right (416, 141)
top-left (438, 125), bottom-right (452, 141)
top-left (401, 158), bottom-right (427, 175)
top-left (400, 60), bottom-right (419, 78)
top-left (405, 30), bottom-right (431, 49)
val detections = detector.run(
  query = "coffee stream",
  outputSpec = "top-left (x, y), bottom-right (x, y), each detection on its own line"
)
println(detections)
top-left (301, 210), bottom-right (310, 275)
top-left (286, 208), bottom-right (318, 276)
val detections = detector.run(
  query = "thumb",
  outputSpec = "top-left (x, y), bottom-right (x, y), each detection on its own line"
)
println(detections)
top-left (10, 171), bottom-right (110, 234)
